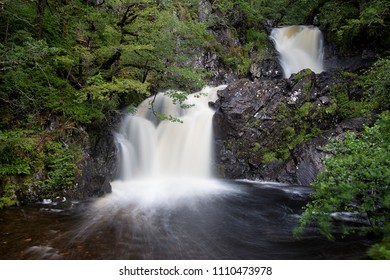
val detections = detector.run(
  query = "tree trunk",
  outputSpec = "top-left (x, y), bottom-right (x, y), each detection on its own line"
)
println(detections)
top-left (35, 0), bottom-right (47, 39)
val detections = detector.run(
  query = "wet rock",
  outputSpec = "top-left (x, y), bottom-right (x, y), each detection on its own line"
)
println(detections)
top-left (323, 42), bottom-right (377, 72)
top-left (319, 96), bottom-right (331, 105)
top-left (194, 50), bottom-right (237, 85)
top-left (250, 57), bottom-right (283, 80)
top-left (292, 137), bottom-right (327, 186)
top-left (75, 114), bottom-right (120, 200)
top-left (197, 0), bottom-right (212, 22)
top-left (212, 69), bottom-right (370, 185)
top-left (291, 116), bottom-right (371, 186)
top-left (213, 78), bottom-right (289, 179)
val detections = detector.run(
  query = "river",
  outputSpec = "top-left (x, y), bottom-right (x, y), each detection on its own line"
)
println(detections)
top-left (0, 180), bottom-right (371, 260)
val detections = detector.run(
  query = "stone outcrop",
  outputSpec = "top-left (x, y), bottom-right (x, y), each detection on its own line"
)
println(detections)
top-left (74, 114), bottom-right (120, 200)
top-left (212, 68), bottom-right (370, 185)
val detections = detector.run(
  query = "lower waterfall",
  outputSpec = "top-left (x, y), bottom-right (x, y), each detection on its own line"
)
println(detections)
top-left (107, 85), bottom-right (232, 209)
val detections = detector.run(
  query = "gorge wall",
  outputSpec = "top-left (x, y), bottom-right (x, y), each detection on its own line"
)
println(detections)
top-left (77, 1), bottom-right (377, 198)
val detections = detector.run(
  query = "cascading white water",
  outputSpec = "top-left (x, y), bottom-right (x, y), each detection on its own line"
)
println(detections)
top-left (105, 85), bottom-right (232, 209)
top-left (117, 85), bottom-right (226, 179)
top-left (270, 25), bottom-right (324, 78)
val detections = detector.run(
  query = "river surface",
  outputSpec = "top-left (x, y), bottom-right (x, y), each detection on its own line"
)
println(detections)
top-left (0, 180), bottom-right (371, 260)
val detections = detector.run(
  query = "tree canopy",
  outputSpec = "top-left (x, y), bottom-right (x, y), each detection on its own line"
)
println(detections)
top-left (0, 0), bottom-right (211, 207)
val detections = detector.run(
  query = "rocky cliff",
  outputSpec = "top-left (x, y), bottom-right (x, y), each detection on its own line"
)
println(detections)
top-left (75, 120), bottom-right (118, 199)
top-left (212, 67), bottom-right (371, 185)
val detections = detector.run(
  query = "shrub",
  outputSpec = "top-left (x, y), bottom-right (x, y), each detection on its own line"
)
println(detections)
top-left (295, 111), bottom-right (390, 259)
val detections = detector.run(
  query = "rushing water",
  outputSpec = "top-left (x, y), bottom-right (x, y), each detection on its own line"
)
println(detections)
top-left (115, 86), bottom-right (225, 180)
top-left (0, 86), bottom-right (372, 260)
top-left (0, 180), bottom-right (371, 260)
top-left (270, 25), bottom-right (324, 78)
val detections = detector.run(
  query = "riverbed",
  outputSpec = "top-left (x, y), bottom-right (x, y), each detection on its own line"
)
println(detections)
top-left (0, 180), bottom-right (371, 259)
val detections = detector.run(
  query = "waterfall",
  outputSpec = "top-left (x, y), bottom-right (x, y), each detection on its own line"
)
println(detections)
top-left (270, 25), bottom-right (324, 78)
top-left (107, 85), bottom-right (231, 209)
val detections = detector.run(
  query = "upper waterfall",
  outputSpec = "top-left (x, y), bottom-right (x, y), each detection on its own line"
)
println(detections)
top-left (270, 25), bottom-right (324, 78)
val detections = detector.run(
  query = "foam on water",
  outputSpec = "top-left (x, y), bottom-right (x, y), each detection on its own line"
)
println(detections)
top-left (99, 178), bottom-right (234, 210)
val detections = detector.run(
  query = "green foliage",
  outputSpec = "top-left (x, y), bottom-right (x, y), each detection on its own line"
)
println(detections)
top-left (43, 142), bottom-right (79, 192)
top-left (246, 29), bottom-right (268, 45)
top-left (359, 57), bottom-right (390, 112)
top-left (0, 129), bottom-right (37, 208)
top-left (295, 111), bottom-right (390, 258)
top-left (316, 0), bottom-right (390, 53)
top-left (0, 130), bottom-right (37, 176)
top-left (368, 223), bottom-right (390, 260)
top-left (206, 1), bottom-right (275, 75)
top-left (0, 184), bottom-right (18, 209)
top-left (0, 126), bottom-right (84, 208)
top-left (137, 8), bottom-right (209, 91)
top-left (328, 57), bottom-right (390, 120)
top-left (0, 0), bottom-right (211, 124)
top-left (262, 98), bottom-right (330, 162)
top-left (164, 89), bottom-right (191, 107)
top-left (330, 82), bottom-right (369, 120)
top-left (262, 151), bottom-right (278, 163)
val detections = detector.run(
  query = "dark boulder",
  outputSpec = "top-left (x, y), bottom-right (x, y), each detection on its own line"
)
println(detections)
top-left (249, 48), bottom-right (284, 81)
top-left (74, 114), bottom-right (120, 200)
top-left (212, 69), bottom-right (370, 185)
top-left (249, 57), bottom-right (283, 80)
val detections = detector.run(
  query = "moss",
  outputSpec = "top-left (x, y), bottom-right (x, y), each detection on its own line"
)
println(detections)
top-left (0, 183), bottom-right (18, 208)
top-left (325, 102), bottom-right (338, 115)
top-left (273, 101), bottom-right (289, 122)
top-left (330, 82), bottom-right (369, 119)
top-left (293, 68), bottom-right (313, 82)
top-left (224, 139), bottom-right (233, 150)
top-left (251, 142), bottom-right (261, 152)
top-left (246, 118), bottom-right (261, 128)
top-left (275, 147), bottom-right (291, 161)
top-left (296, 102), bottom-right (312, 120)
top-left (257, 96), bottom-right (331, 164)
top-left (302, 80), bottom-right (314, 97)
top-left (280, 126), bottom-right (295, 142)
top-left (262, 151), bottom-right (278, 163)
